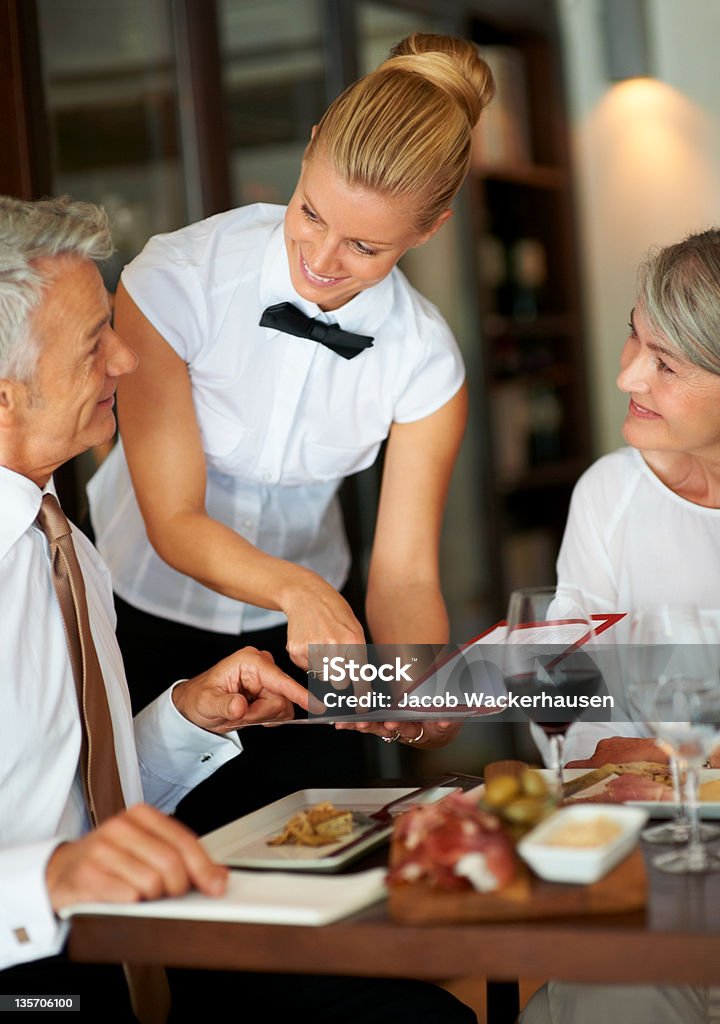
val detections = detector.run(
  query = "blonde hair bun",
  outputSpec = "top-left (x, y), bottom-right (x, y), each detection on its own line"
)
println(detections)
top-left (386, 32), bottom-right (495, 128)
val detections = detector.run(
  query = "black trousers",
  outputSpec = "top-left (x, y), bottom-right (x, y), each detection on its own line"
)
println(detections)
top-left (0, 954), bottom-right (135, 1022)
top-left (0, 956), bottom-right (478, 1024)
top-left (166, 970), bottom-right (477, 1023)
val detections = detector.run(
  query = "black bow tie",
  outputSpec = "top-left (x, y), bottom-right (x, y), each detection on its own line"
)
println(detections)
top-left (259, 302), bottom-right (374, 360)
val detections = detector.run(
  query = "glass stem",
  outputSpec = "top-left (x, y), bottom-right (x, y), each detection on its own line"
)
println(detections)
top-left (549, 733), bottom-right (565, 802)
top-left (683, 761), bottom-right (705, 869)
top-left (670, 755), bottom-right (688, 826)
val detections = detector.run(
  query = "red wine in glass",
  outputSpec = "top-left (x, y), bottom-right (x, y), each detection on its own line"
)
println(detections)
top-left (503, 586), bottom-right (599, 797)
top-left (504, 667), bottom-right (603, 736)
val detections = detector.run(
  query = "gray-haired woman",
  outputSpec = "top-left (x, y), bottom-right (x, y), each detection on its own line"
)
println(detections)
top-left (523, 229), bottom-right (720, 1024)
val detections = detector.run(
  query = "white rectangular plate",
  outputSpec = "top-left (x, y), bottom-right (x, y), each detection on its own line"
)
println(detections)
top-left (200, 786), bottom-right (457, 872)
top-left (552, 768), bottom-right (720, 818)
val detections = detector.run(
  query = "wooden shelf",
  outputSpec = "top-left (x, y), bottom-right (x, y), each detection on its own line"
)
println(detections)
top-left (469, 7), bottom-right (593, 615)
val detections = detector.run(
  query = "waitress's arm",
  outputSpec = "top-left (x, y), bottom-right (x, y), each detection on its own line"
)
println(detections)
top-left (349, 385), bottom-right (467, 748)
top-left (114, 284), bottom-right (364, 670)
top-left (366, 383), bottom-right (467, 643)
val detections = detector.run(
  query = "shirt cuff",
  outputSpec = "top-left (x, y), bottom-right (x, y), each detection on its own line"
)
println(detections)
top-left (0, 840), bottom-right (68, 970)
top-left (134, 683), bottom-right (242, 814)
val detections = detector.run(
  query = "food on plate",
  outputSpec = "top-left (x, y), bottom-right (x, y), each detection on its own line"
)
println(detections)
top-left (481, 768), bottom-right (555, 838)
top-left (566, 736), bottom-right (670, 769)
top-left (387, 791), bottom-right (519, 892)
top-left (561, 763), bottom-right (616, 798)
top-left (539, 814), bottom-right (623, 848)
top-left (267, 801), bottom-right (354, 847)
top-left (599, 774), bottom-right (673, 803)
top-left (565, 762), bottom-right (674, 804)
top-left (699, 779), bottom-right (720, 801)
top-left (613, 762), bottom-right (673, 785)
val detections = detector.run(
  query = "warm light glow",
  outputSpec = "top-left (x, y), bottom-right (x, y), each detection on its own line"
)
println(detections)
top-left (584, 79), bottom-right (716, 244)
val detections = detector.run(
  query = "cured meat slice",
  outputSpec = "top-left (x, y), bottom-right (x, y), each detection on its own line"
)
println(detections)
top-left (603, 774), bottom-right (673, 802)
top-left (573, 773), bottom-right (673, 804)
top-left (387, 792), bottom-right (518, 892)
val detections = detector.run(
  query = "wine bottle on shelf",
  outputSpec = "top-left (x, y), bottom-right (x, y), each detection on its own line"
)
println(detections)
top-left (510, 237), bottom-right (548, 321)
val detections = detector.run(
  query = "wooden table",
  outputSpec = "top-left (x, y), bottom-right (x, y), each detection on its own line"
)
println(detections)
top-left (69, 843), bottom-right (720, 988)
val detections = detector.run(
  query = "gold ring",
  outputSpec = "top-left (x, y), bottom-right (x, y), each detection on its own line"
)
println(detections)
top-left (404, 725), bottom-right (425, 745)
top-left (381, 730), bottom-right (401, 744)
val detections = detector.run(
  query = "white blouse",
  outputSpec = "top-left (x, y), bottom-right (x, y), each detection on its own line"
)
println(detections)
top-left (88, 204), bottom-right (465, 634)
top-left (557, 446), bottom-right (720, 615)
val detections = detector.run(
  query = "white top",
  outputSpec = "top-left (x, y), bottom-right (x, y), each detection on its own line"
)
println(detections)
top-left (0, 466), bottom-right (240, 970)
top-left (557, 446), bottom-right (720, 614)
top-left (87, 204), bottom-right (465, 634)
top-left (538, 446), bottom-right (720, 763)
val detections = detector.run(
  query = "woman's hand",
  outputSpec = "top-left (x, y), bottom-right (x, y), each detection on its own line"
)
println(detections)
top-left (281, 573), bottom-right (366, 671)
top-left (172, 647), bottom-right (310, 731)
top-left (335, 719), bottom-right (461, 749)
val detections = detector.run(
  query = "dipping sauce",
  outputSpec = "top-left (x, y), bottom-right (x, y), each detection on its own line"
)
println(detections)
top-left (540, 815), bottom-right (623, 848)
top-left (699, 779), bottom-right (720, 802)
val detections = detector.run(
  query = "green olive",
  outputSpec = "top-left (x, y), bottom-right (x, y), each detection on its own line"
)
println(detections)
top-left (501, 796), bottom-right (546, 824)
top-left (484, 775), bottom-right (520, 807)
top-left (521, 769), bottom-right (549, 798)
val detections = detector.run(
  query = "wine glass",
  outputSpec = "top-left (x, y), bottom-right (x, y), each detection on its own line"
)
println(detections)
top-left (647, 673), bottom-right (720, 873)
top-left (627, 604), bottom-right (720, 846)
top-left (503, 586), bottom-right (601, 799)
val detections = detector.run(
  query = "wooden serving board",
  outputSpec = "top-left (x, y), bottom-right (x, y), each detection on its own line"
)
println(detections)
top-left (388, 848), bottom-right (646, 924)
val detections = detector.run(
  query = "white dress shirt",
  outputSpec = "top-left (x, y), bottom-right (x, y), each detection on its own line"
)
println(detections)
top-left (87, 203), bottom-right (465, 635)
top-left (0, 466), bottom-right (241, 970)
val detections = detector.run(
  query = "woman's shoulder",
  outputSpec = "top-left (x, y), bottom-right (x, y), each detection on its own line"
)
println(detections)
top-left (386, 268), bottom-right (456, 350)
top-left (129, 204), bottom-right (285, 272)
top-left (579, 446), bottom-right (640, 482)
top-left (571, 447), bottom-right (643, 509)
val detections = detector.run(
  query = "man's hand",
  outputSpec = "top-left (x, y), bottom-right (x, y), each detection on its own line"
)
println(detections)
top-left (335, 719), bottom-right (461, 749)
top-left (172, 647), bottom-right (310, 732)
top-left (46, 804), bottom-right (227, 912)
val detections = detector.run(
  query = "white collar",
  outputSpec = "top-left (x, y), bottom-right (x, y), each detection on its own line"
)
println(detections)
top-left (0, 466), bottom-right (58, 561)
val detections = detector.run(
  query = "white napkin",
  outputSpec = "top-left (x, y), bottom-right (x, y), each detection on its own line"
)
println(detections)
top-left (59, 867), bottom-right (387, 927)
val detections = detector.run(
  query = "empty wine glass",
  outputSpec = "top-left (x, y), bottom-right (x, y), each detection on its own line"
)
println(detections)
top-left (627, 604), bottom-right (720, 846)
top-left (648, 674), bottom-right (720, 873)
top-left (503, 586), bottom-right (601, 799)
